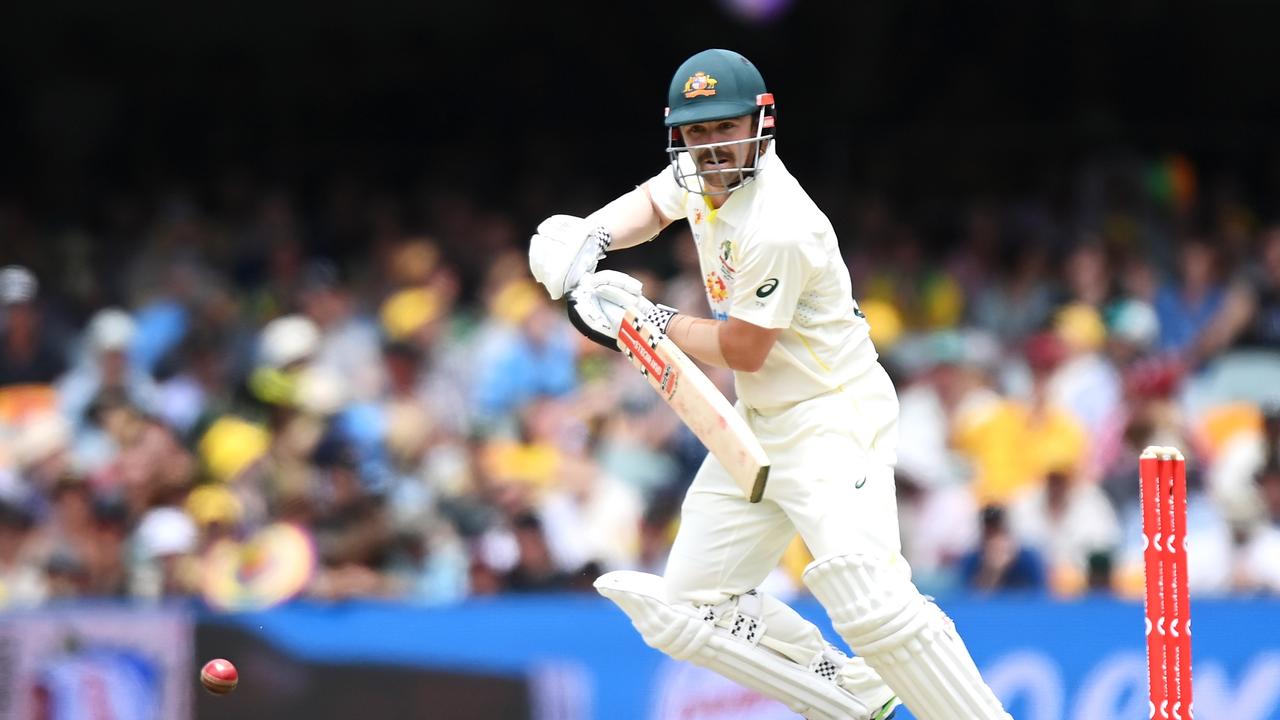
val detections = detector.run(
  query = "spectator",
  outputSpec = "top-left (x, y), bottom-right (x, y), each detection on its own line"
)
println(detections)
top-left (1238, 462), bottom-right (1280, 594)
top-left (635, 489), bottom-right (681, 577)
top-left (25, 474), bottom-right (98, 574)
top-left (0, 266), bottom-right (68, 388)
top-left (958, 505), bottom-right (1048, 593)
top-left (296, 258), bottom-right (386, 404)
top-left (470, 280), bottom-right (577, 428)
top-left (0, 500), bottom-right (47, 607)
top-left (43, 551), bottom-right (91, 602)
top-left (84, 496), bottom-right (131, 597)
top-left (1058, 237), bottom-right (1115, 309)
top-left (1044, 302), bottom-right (1122, 437)
top-left (1206, 404), bottom-right (1279, 532)
top-left (1007, 469), bottom-right (1121, 596)
top-left (502, 511), bottom-right (571, 593)
top-left (1189, 225), bottom-right (1280, 364)
top-left (57, 308), bottom-right (162, 455)
top-left (129, 504), bottom-right (199, 601)
top-left (1155, 235), bottom-right (1226, 355)
top-left (951, 331), bottom-right (1088, 506)
top-left (9, 411), bottom-right (74, 507)
top-left (309, 442), bottom-right (395, 597)
top-left (970, 240), bottom-right (1055, 348)
top-left (895, 472), bottom-right (978, 595)
top-left (539, 443), bottom-right (644, 575)
top-left (4, 149), bottom-right (1280, 607)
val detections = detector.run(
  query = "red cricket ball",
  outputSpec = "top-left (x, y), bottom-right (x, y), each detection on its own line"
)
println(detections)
top-left (200, 658), bottom-right (239, 695)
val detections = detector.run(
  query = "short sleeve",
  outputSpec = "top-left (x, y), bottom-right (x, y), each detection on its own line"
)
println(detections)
top-left (728, 236), bottom-right (812, 329)
top-left (644, 163), bottom-right (687, 223)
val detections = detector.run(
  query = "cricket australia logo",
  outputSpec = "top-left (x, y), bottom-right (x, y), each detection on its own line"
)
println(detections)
top-left (705, 271), bottom-right (729, 303)
top-left (718, 240), bottom-right (737, 276)
top-left (683, 72), bottom-right (718, 98)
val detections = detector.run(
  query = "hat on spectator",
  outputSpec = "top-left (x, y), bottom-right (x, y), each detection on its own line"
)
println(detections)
top-left (198, 415), bottom-right (271, 483)
top-left (11, 411), bottom-right (70, 469)
top-left (186, 484), bottom-right (243, 527)
top-left (924, 328), bottom-right (999, 371)
top-left (1106, 298), bottom-right (1160, 348)
top-left (490, 279), bottom-right (541, 326)
top-left (390, 239), bottom-right (441, 286)
top-left (134, 506), bottom-right (198, 559)
top-left (0, 265), bottom-right (37, 305)
top-left (1024, 330), bottom-right (1069, 373)
top-left (294, 365), bottom-right (347, 415)
top-left (380, 286), bottom-right (442, 341)
top-left (1054, 302), bottom-right (1106, 352)
top-left (86, 307), bottom-right (137, 353)
top-left (858, 298), bottom-right (903, 350)
top-left (258, 314), bottom-right (321, 369)
top-left (384, 401), bottom-right (433, 463)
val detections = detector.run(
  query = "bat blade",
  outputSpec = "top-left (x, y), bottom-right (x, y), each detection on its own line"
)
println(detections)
top-left (617, 310), bottom-right (769, 502)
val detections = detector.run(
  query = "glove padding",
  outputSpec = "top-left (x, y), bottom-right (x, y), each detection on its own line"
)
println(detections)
top-left (566, 271), bottom-right (678, 351)
top-left (529, 215), bottom-right (612, 300)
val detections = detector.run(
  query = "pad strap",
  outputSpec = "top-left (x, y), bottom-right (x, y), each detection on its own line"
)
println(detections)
top-left (804, 555), bottom-right (1011, 720)
top-left (596, 571), bottom-right (873, 720)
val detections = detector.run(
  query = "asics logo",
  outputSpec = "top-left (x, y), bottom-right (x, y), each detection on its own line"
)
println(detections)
top-left (755, 278), bottom-right (779, 298)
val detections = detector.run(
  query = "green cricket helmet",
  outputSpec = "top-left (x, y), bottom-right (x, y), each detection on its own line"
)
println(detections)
top-left (664, 49), bottom-right (776, 196)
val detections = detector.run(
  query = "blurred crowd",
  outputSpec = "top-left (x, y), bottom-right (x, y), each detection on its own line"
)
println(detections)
top-left (2, 153), bottom-right (1280, 611)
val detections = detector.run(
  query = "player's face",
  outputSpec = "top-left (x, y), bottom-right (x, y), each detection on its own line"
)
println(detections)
top-left (678, 115), bottom-right (756, 190)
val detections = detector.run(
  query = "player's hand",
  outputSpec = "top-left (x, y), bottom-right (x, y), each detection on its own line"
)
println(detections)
top-left (592, 270), bottom-right (679, 334)
top-left (566, 271), bottom-right (630, 350)
top-left (566, 271), bottom-right (679, 350)
top-left (528, 215), bottom-right (612, 300)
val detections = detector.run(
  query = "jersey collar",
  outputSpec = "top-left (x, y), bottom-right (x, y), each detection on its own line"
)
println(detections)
top-left (709, 142), bottom-right (777, 228)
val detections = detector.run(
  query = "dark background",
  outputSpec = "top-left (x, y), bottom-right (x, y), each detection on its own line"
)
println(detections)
top-left (5, 2), bottom-right (1274, 202)
top-left (4, 1), bottom-right (1279, 225)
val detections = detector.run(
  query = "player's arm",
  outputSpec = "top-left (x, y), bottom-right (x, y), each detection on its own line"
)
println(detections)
top-left (567, 271), bottom-right (778, 372)
top-left (665, 314), bottom-right (779, 372)
top-left (584, 183), bottom-right (675, 250)
top-left (1186, 277), bottom-right (1255, 366)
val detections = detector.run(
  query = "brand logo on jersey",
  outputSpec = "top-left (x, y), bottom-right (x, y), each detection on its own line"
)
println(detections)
top-left (694, 207), bottom-right (703, 224)
top-left (683, 72), bottom-right (718, 98)
top-left (855, 477), bottom-right (867, 489)
top-left (705, 271), bottom-right (729, 303)
top-left (755, 278), bottom-right (779, 298)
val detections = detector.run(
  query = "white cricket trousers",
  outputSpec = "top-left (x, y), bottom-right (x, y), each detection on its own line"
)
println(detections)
top-left (664, 361), bottom-right (906, 604)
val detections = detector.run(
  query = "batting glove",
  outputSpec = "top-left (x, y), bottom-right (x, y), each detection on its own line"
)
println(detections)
top-left (566, 271), bottom-right (678, 350)
top-left (528, 215), bottom-right (612, 300)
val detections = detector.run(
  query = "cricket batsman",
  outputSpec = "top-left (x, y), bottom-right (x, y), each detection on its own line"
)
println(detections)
top-left (528, 48), bottom-right (1011, 720)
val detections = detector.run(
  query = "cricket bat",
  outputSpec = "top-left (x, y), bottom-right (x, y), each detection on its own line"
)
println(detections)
top-left (616, 309), bottom-right (770, 502)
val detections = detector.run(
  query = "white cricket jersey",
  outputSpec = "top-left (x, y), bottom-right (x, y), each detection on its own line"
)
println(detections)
top-left (646, 143), bottom-right (878, 412)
